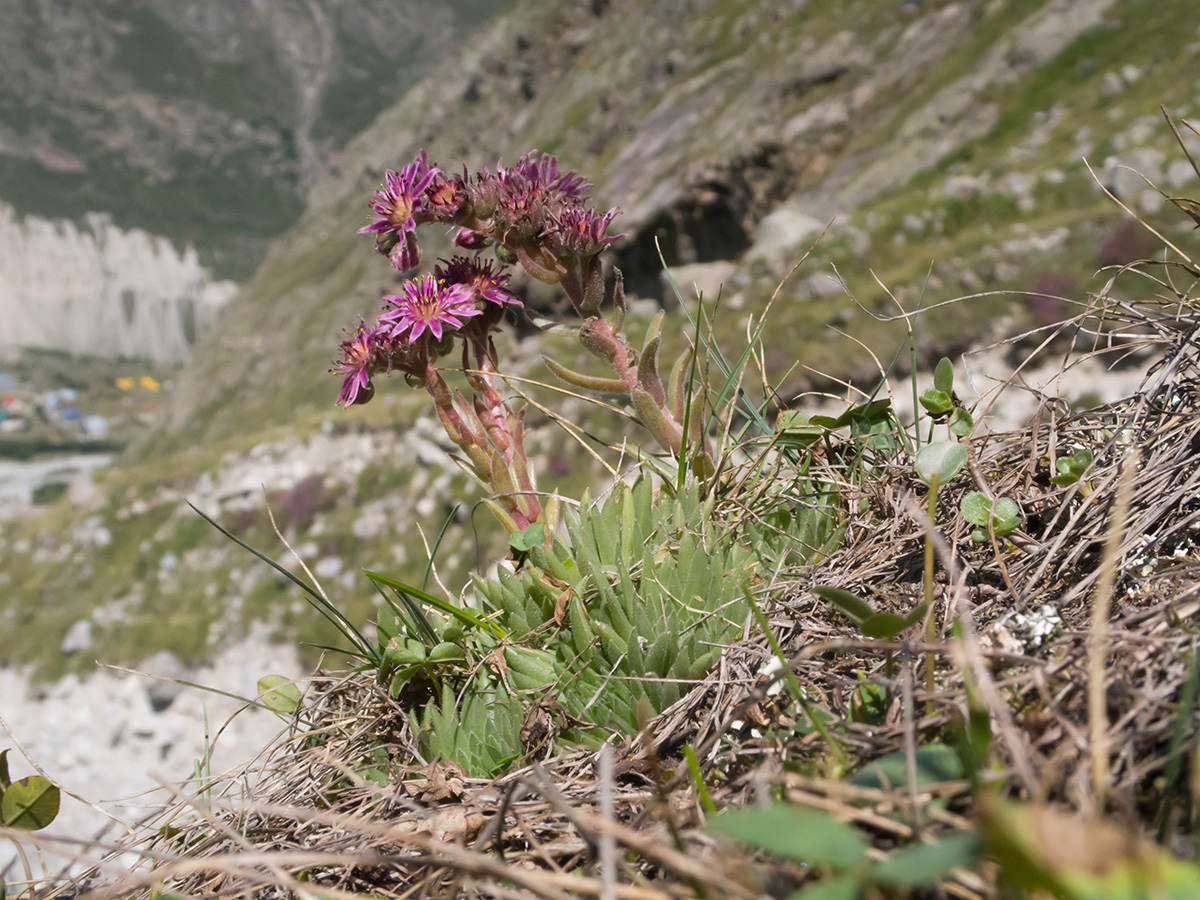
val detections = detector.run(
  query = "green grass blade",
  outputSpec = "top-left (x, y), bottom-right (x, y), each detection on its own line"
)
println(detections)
top-left (424, 503), bottom-right (460, 593)
top-left (187, 501), bottom-right (376, 661)
top-left (364, 570), bottom-right (506, 638)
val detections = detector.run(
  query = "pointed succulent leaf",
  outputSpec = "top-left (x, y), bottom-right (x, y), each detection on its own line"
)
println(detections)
top-left (667, 345), bottom-right (695, 421)
top-left (637, 312), bottom-right (666, 406)
top-left (542, 356), bottom-right (628, 393)
top-left (632, 386), bottom-right (684, 454)
top-left (611, 268), bottom-right (627, 332)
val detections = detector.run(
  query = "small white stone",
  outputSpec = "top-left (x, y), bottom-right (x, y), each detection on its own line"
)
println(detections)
top-left (60, 619), bottom-right (93, 654)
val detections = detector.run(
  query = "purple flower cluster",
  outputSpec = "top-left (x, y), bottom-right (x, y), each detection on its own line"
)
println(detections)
top-left (330, 259), bottom-right (520, 407)
top-left (336, 149), bottom-right (623, 407)
top-left (333, 149), bottom-right (636, 534)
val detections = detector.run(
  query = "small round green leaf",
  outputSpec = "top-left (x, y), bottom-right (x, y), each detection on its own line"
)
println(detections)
top-left (256, 675), bottom-right (303, 714)
top-left (915, 442), bottom-right (967, 486)
top-left (933, 357), bottom-right (955, 394)
top-left (1, 776), bottom-right (60, 830)
top-left (429, 642), bottom-right (466, 664)
top-left (948, 408), bottom-right (974, 437)
top-left (711, 804), bottom-right (868, 867)
top-left (508, 523), bottom-right (545, 553)
top-left (992, 497), bottom-right (1021, 533)
top-left (919, 389), bottom-right (953, 415)
top-left (961, 492), bottom-right (992, 526)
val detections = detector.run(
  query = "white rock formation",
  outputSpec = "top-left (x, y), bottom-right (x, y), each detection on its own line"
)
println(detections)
top-left (0, 201), bottom-right (237, 363)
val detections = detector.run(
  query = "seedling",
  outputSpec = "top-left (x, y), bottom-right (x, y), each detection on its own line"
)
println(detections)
top-left (962, 491), bottom-right (1022, 542)
top-left (1051, 446), bottom-right (1094, 487)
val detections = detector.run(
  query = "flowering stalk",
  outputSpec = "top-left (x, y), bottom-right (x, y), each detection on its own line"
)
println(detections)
top-left (333, 149), bottom-right (713, 535)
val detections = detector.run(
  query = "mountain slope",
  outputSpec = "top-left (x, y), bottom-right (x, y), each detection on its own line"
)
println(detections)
top-left (161, 0), bottom-right (1199, 449)
top-left (0, 0), bottom-right (508, 280)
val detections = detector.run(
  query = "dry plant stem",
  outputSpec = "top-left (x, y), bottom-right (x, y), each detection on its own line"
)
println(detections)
top-left (924, 473), bottom-right (939, 717)
top-left (1089, 448), bottom-right (1141, 807)
top-left (915, 501), bottom-right (1043, 798)
top-left (901, 649), bottom-right (922, 836)
top-left (599, 745), bottom-right (617, 900)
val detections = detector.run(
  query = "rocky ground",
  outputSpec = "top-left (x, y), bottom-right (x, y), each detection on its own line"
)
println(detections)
top-left (0, 628), bottom-right (301, 874)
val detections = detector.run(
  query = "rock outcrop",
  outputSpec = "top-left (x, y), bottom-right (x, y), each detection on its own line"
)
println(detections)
top-left (0, 202), bottom-right (236, 363)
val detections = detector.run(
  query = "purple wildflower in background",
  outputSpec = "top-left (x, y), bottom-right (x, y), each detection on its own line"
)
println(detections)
top-left (358, 151), bottom-right (440, 270)
top-left (380, 274), bottom-right (482, 343)
top-left (436, 256), bottom-right (521, 308)
top-left (332, 319), bottom-right (380, 406)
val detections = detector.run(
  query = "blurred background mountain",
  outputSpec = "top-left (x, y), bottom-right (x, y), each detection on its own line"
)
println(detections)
top-left (0, 0), bottom-right (508, 361)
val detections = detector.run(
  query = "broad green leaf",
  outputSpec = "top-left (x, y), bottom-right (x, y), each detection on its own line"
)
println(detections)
top-left (429, 642), bottom-right (466, 664)
top-left (860, 613), bottom-right (911, 639)
top-left (775, 411), bottom-right (827, 448)
top-left (872, 832), bottom-right (980, 887)
top-left (1, 776), bottom-right (60, 830)
top-left (811, 399), bottom-right (891, 430)
top-left (711, 804), bottom-right (868, 868)
top-left (851, 744), bottom-right (963, 791)
top-left (915, 441), bottom-right (967, 486)
top-left (902, 603), bottom-right (930, 627)
top-left (256, 675), bottom-right (303, 714)
top-left (933, 357), bottom-right (954, 394)
top-left (0, 749), bottom-right (10, 790)
top-left (787, 875), bottom-right (862, 900)
top-left (813, 586), bottom-right (876, 624)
